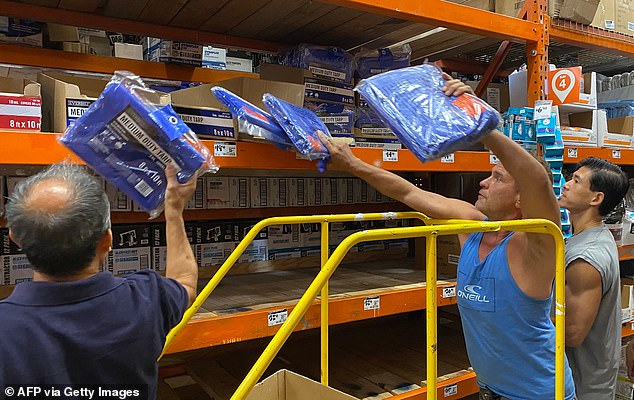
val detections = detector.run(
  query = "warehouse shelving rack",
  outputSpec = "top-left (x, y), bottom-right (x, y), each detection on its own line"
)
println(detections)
top-left (2, 0), bottom-right (634, 398)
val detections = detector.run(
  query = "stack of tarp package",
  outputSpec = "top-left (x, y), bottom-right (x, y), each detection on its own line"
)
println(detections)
top-left (60, 71), bottom-right (218, 218)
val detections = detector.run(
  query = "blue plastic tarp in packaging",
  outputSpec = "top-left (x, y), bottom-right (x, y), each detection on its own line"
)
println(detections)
top-left (263, 94), bottom-right (331, 171)
top-left (356, 64), bottom-right (500, 162)
top-left (60, 71), bottom-right (218, 218)
top-left (211, 86), bottom-right (291, 149)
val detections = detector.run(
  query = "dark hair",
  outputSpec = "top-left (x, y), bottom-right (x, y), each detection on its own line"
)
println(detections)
top-left (576, 157), bottom-right (629, 216)
top-left (5, 164), bottom-right (111, 277)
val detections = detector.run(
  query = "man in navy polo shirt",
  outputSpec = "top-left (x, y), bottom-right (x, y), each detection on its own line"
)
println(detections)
top-left (0, 164), bottom-right (198, 399)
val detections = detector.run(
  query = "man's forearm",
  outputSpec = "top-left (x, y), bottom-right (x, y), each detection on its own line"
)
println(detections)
top-left (165, 211), bottom-right (198, 303)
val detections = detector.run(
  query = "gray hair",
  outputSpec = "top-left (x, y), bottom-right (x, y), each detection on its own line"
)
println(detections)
top-left (5, 164), bottom-right (111, 277)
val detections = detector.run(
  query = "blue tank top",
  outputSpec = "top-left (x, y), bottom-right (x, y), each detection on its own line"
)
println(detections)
top-left (457, 231), bottom-right (576, 400)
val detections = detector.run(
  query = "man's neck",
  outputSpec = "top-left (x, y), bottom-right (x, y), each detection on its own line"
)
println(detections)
top-left (569, 208), bottom-right (602, 235)
top-left (33, 262), bottom-right (100, 282)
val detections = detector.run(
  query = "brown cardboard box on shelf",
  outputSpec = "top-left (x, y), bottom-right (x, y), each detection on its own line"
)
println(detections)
top-left (449, 0), bottom-right (494, 11)
top-left (607, 116), bottom-right (634, 136)
top-left (466, 81), bottom-right (510, 112)
top-left (38, 73), bottom-right (108, 133)
top-left (47, 23), bottom-right (80, 42)
top-left (591, 0), bottom-right (616, 30)
top-left (0, 77), bottom-right (41, 132)
top-left (258, 64), bottom-right (314, 85)
top-left (245, 369), bottom-right (358, 400)
top-left (616, 0), bottom-right (634, 36)
top-left (495, 0), bottom-right (600, 24)
top-left (168, 77), bottom-right (304, 141)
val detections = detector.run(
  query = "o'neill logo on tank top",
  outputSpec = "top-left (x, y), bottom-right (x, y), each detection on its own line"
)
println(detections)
top-left (458, 285), bottom-right (491, 303)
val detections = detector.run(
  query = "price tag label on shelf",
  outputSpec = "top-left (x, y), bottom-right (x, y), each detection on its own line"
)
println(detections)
top-left (383, 149), bottom-right (398, 162)
top-left (489, 154), bottom-right (499, 165)
top-left (363, 296), bottom-right (380, 311)
top-left (442, 287), bottom-right (456, 298)
top-left (213, 142), bottom-right (237, 157)
top-left (444, 384), bottom-right (458, 397)
top-left (440, 153), bottom-right (455, 164)
top-left (631, 322), bottom-right (634, 331)
top-left (612, 149), bottom-right (621, 159)
top-left (567, 148), bottom-right (578, 159)
top-left (267, 309), bottom-right (288, 327)
top-left (533, 100), bottom-right (553, 120)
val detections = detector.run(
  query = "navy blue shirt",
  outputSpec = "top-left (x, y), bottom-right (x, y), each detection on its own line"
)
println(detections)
top-left (0, 270), bottom-right (188, 398)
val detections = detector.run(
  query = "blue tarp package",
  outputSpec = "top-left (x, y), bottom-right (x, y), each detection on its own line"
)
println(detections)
top-left (263, 94), bottom-right (331, 172)
top-left (282, 44), bottom-right (355, 84)
top-left (304, 102), bottom-right (355, 135)
top-left (210, 86), bottom-right (291, 149)
top-left (356, 64), bottom-right (500, 162)
top-left (355, 45), bottom-right (411, 79)
top-left (60, 71), bottom-right (218, 218)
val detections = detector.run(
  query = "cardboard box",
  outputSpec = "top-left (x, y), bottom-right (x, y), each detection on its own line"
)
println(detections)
top-left (437, 235), bottom-right (461, 278)
top-left (230, 177), bottom-right (250, 209)
top-left (195, 221), bottom-right (235, 268)
top-left (202, 46), bottom-right (227, 70)
top-left (449, 0), bottom-right (494, 10)
top-left (496, 0), bottom-right (600, 24)
top-left (466, 81), bottom-right (510, 112)
top-left (245, 369), bottom-right (357, 400)
top-left (206, 177), bottom-right (231, 209)
top-left (143, 38), bottom-right (202, 67)
top-left (591, 0), bottom-right (616, 29)
top-left (268, 224), bottom-right (302, 260)
top-left (38, 73), bottom-right (108, 133)
top-left (0, 77), bottom-right (41, 132)
top-left (622, 211), bottom-right (634, 246)
top-left (226, 56), bottom-right (253, 73)
top-left (561, 110), bottom-right (599, 147)
top-left (615, 0), bottom-right (634, 35)
top-left (105, 225), bottom-right (151, 277)
top-left (185, 177), bottom-right (207, 210)
top-left (622, 283), bottom-right (634, 323)
top-left (114, 43), bottom-right (143, 60)
top-left (47, 23), bottom-right (79, 42)
top-left (105, 181), bottom-right (132, 211)
top-left (1, 228), bottom-right (33, 284)
top-left (235, 220), bottom-right (268, 263)
top-left (0, 17), bottom-right (42, 47)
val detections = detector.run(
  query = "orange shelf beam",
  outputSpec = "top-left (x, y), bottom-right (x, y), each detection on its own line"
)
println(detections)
top-left (563, 146), bottom-right (634, 165)
top-left (166, 283), bottom-right (458, 354)
top-left (389, 371), bottom-right (478, 400)
top-left (0, 132), bottom-right (496, 172)
top-left (623, 322), bottom-right (634, 338)
top-left (317, 0), bottom-right (540, 43)
top-left (0, 44), bottom-right (256, 83)
top-left (550, 20), bottom-right (634, 57)
top-left (620, 245), bottom-right (634, 262)
top-left (0, 0), bottom-right (281, 53)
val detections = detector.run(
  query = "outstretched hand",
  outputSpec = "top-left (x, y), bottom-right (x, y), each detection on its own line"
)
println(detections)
top-left (164, 165), bottom-right (198, 214)
top-left (441, 72), bottom-right (475, 97)
top-left (317, 131), bottom-right (360, 172)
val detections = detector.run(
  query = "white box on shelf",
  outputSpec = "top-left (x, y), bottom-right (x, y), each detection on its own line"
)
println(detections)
top-left (230, 177), bottom-right (250, 209)
top-left (206, 177), bottom-right (230, 209)
top-left (105, 182), bottom-right (132, 211)
top-left (202, 46), bottom-right (227, 70)
top-left (561, 109), bottom-right (599, 147)
top-left (185, 177), bottom-right (207, 210)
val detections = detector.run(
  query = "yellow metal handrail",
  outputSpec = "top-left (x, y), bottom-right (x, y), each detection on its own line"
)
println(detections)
top-left (160, 211), bottom-right (431, 365)
top-left (229, 218), bottom-right (566, 400)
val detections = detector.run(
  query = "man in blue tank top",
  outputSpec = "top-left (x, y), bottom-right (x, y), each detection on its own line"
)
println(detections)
top-left (0, 164), bottom-right (199, 398)
top-left (321, 75), bottom-right (576, 399)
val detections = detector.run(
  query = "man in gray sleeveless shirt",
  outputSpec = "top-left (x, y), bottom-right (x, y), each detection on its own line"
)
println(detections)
top-left (558, 157), bottom-right (629, 399)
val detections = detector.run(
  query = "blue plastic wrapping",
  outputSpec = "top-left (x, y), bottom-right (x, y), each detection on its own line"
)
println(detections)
top-left (356, 64), bottom-right (500, 162)
top-left (263, 94), bottom-right (331, 171)
top-left (282, 44), bottom-right (354, 84)
top-left (355, 45), bottom-right (411, 79)
top-left (60, 71), bottom-right (218, 218)
top-left (210, 86), bottom-right (291, 149)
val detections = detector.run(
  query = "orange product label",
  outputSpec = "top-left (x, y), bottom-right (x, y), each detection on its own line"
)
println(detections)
top-left (452, 94), bottom-right (482, 119)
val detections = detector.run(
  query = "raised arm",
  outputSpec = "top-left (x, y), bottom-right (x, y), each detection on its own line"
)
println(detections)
top-left (481, 131), bottom-right (560, 225)
top-left (319, 133), bottom-right (484, 222)
top-left (164, 166), bottom-right (199, 306)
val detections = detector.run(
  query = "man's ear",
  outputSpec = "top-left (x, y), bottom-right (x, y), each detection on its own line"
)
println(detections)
top-left (98, 229), bottom-right (113, 253)
top-left (590, 192), bottom-right (605, 208)
top-left (8, 230), bottom-right (20, 247)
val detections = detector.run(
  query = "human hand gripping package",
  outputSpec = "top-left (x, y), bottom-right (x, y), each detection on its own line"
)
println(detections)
top-left (356, 63), bottom-right (500, 162)
top-left (60, 71), bottom-right (218, 218)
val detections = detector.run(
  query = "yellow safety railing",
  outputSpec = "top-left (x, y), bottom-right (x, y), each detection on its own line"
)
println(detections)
top-left (160, 211), bottom-right (431, 370)
top-left (227, 218), bottom-right (566, 400)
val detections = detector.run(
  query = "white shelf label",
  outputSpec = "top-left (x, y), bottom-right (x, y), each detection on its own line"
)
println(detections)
top-left (444, 384), bottom-right (458, 397)
top-left (383, 149), bottom-right (399, 162)
top-left (364, 296), bottom-right (380, 311)
top-left (267, 309), bottom-right (288, 326)
top-left (489, 154), bottom-right (499, 165)
top-left (567, 148), bottom-right (578, 159)
top-left (213, 142), bottom-right (237, 157)
top-left (533, 100), bottom-right (553, 120)
top-left (440, 153), bottom-right (455, 163)
top-left (612, 149), bottom-right (621, 159)
top-left (442, 287), bottom-right (456, 298)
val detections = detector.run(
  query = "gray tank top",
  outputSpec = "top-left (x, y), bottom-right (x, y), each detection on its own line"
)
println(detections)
top-left (565, 225), bottom-right (621, 399)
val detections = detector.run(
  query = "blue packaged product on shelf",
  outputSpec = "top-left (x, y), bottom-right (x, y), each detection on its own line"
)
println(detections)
top-left (543, 139), bottom-right (564, 158)
top-left (263, 94), bottom-right (331, 171)
top-left (536, 114), bottom-right (557, 144)
top-left (355, 63), bottom-right (500, 162)
top-left (60, 71), bottom-right (218, 218)
top-left (544, 154), bottom-right (564, 169)
top-left (304, 78), bottom-right (355, 105)
top-left (283, 44), bottom-right (354, 84)
top-left (356, 46), bottom-right (411, 79)
top-left (210, 86), bottom-right (291, 149)
top-left (317, 110), bottom-right (355, 135)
